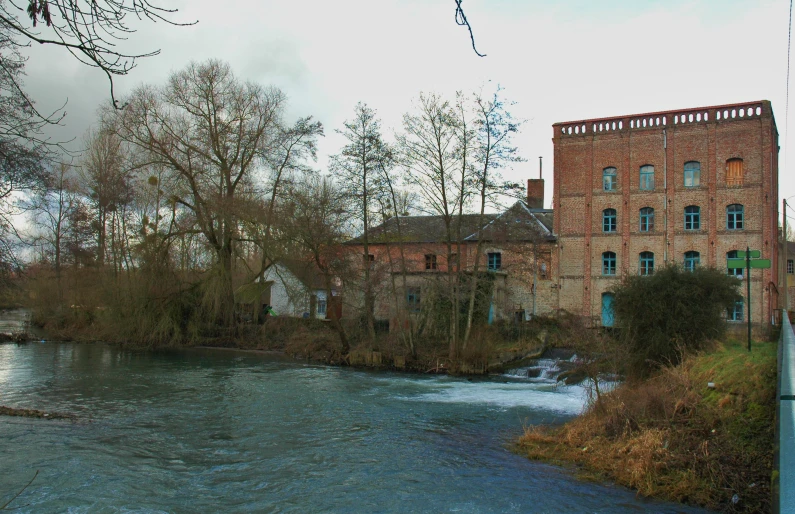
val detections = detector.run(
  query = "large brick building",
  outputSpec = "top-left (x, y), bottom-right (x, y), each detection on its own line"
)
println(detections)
top-left (552, 101), bottom-right (780, 328)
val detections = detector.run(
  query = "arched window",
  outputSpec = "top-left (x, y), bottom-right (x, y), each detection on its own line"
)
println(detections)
top-left (639, 251), bottom-right (655, 275)
top-left (684, 251), bottom-right (700, 271)
top-left (602, 251), bottom-right (616, 275)
top-left (684, 205), bottom-right (701, 230)
top-left (603, 208), bottom-right (617, 232)
top-left (603, 167), bottom-right (617, 191)
top-left (726, 158), bottom-right (744, 186)
top-left (727, 204), bottom-right (744, 230)
top-left (727, 250), bottom-right (743, 277)
top-left (684, 161), bottom-right (701, 187)
top-left (639, 207), bottom-right (654, 232)
top-left (639, 165), bottom-right (654, 190)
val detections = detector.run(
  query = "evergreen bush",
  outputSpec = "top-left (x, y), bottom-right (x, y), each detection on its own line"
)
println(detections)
top-left (611, 264), bottom-right (741, 378)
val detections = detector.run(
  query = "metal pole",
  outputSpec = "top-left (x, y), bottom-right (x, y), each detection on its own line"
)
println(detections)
top-left (785, 199), bottom-right (789, 317)
top-left (532, 242), bottom-right (537, 318)
top-left (747, 245), bottom-right (752, 352)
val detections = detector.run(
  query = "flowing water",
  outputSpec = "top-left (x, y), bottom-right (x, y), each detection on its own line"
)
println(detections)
top-left (0, 336), bottom-right (708, 512)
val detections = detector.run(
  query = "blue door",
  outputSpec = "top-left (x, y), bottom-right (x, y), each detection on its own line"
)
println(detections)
top-left (601, 293), bottom-right (615, 327)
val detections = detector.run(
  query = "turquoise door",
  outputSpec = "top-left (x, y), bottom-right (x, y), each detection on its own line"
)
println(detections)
top-left (601, 293), bottom-right (615, 327)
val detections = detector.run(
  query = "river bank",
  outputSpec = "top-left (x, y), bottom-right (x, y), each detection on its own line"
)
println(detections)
top-left (517, 338), bottom-right (776, 513)
top-left (29, 307), bottom-right (564, 375)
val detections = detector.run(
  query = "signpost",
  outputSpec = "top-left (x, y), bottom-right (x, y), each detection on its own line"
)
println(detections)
top-left (726, 247), bottom-right (771, 351)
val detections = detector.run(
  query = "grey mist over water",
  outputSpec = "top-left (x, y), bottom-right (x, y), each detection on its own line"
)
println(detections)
top-left (0, 342), bottom-right (708, 513)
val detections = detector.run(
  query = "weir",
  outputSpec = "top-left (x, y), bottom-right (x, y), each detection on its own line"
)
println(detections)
top-left (503, 355), bottom-right (576, 382)
top-left (778, 313), bottom-right (795, 513)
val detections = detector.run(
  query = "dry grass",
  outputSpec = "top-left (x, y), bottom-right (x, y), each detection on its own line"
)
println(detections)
top-left (518, 338), bottom-right (776, 513)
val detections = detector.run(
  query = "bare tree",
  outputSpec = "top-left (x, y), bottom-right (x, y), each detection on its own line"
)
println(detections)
top-left (253, 116), bottom-right (323, 280)
top-left (78, 125), bottom-right (130, 267)
top-left (330, 103), bottom-right (392, 343)
top-left (282, 176), bottom-right (352, 353)
top-left (374, 183), bottom-right (418, 357)
top-left (27, 161), bottom-right (77, 293)
top-left (115, 60), bottom-right (307, 326)
top-left (397, 92), bottom-right (466, 358)
top-left (462, 88), bottom-right (522, 348)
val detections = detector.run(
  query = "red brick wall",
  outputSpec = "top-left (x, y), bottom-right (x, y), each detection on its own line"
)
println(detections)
top-left (553, 101), bottom-right (779, 325)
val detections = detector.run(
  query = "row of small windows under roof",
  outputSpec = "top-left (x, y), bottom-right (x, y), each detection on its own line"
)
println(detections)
top-left (601, 250), bottom-right (752, 276)
top-left (601, 204), bottom-right (744, 232)
top-left (602, 159), bottom-right (744, 191)
top-left (424, 252), bottom-right (503, 271)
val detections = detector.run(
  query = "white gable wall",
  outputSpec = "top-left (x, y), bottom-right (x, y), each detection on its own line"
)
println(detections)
top-left (261, 263), bottom-right (328, 319)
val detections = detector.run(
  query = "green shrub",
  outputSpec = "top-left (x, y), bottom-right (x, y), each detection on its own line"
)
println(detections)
top-left (612, 264), bottom-right (740, 378)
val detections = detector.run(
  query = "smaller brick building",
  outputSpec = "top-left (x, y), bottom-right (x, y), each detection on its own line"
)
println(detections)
top-left (345, 188), bottom-right (557, 330)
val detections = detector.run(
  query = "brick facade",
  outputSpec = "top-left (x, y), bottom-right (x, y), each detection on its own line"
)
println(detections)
top-left (345, 201), bottom-right (557, 327)
top-left (553, 101), bottom-right (780, 327)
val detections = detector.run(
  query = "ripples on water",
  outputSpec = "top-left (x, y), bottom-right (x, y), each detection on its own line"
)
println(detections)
top-left (0, 343), bottom-right (709, 513)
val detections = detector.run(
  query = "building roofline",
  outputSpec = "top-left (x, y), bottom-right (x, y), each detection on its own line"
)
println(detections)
top-left (553, 100), bottom-right (771, 127)
top-left (553, 100), bottom-right (777, 138)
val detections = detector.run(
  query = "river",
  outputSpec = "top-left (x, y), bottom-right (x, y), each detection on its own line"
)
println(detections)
top-left (0, 341), bottom-right (708, 513)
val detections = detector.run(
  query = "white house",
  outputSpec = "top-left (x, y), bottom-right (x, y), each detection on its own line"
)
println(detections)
top-left (261, 260), bottom-right (335, 319)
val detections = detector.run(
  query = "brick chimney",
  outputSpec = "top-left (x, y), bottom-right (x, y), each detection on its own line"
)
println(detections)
top-left (527, 179), bottom-right (544, 209)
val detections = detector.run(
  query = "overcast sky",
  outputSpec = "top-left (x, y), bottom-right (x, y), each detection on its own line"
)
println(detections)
top-left (19, 0), bottom-right (794, 215)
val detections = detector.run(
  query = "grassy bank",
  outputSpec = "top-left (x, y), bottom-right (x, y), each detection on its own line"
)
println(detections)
top-left (518, 338), bottom-right (776, 512)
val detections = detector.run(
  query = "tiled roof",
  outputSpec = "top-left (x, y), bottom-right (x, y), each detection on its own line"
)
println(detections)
top-left (271, 259), bottom-right (328, 290)
top-left (348, 201), bottom-right (555, 244)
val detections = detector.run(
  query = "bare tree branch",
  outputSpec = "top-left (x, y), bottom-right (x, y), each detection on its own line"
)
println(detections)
top-left (454, 0), bottom-right (485, 57)
top-left (0, 1), bottom-right (196, 108)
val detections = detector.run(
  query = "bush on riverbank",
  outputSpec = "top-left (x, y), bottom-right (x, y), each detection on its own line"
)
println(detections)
top-left (612, 264), bottom-right (741, 378)
top-left (518, 338), bottom-right (776, 513)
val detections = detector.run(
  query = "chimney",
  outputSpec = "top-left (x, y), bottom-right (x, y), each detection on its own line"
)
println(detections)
top-left (527, 179), bottom-right (544, 209)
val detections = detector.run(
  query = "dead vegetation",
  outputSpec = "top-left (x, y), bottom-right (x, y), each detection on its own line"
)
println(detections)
top-left (518, 338), bottom-right (776, 513)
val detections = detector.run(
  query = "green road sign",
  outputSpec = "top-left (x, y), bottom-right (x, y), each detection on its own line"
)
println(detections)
top-left (727, 258), bottom-right (771, 269)
top-left (727, 259), bottom-right (746, 269)
top-left (737, 250), bottom-right (761, 258)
